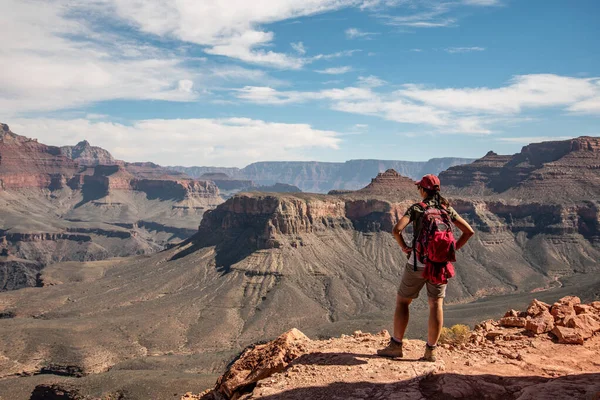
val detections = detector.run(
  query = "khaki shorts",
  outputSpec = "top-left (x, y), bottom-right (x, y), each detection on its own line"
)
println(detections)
top-left (397, 263), bottom-right (447, 299)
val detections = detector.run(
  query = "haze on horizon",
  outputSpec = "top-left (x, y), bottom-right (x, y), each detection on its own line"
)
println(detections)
top-left (1, 0), bottom-right (599, 168)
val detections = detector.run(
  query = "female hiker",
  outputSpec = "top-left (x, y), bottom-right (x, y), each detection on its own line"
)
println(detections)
top-left (377, 174), bottom-right (475, 362)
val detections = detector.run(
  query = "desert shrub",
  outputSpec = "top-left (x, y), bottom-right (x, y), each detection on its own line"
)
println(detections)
top-left (439, 324), bottom-right (471, 346)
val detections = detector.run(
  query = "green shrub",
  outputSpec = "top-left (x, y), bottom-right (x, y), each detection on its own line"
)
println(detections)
top-left (439, 324), bottom-right (471, 346)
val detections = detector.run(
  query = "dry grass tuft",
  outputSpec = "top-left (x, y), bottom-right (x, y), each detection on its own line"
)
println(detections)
top-left (439, 324), bottom-right (471, 346)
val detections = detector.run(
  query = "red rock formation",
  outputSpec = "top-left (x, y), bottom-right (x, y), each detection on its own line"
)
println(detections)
top-left (186, 297), bottom-right (600, 400)
top-left (79, 164), bottom-right (220, 201)
top-left (496, 296), bottom-right (600, 344)
top-left (0, 123), bottom-right (79, 190)
top-left (439, 151), bottom-right (512, 195)
top-left (213, 329), bottom-right (308, 400)
top-left (60, 140), bottom-right (119, 167)
top-left (441, 136), bottom-right (600, 200)
top-left (356, 168), bottom-right (416, 198)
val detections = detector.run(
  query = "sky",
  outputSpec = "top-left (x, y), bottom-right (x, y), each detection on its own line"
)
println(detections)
top-left (1, 0), bottom-right (599, 167)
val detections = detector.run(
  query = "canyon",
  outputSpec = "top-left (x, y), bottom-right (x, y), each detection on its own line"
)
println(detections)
top-left (0, 123), bottom-right (223, 291)
top-left (170, 157), bottom-right (475, 193)
top-left (0, 130), bottom-right (598, 399)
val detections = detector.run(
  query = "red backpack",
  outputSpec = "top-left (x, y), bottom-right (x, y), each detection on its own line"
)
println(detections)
top-left (414, 202), bottom-right (457, 284)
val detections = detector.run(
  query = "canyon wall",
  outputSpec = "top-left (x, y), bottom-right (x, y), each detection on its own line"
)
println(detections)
top-left (170, 157), bottom-right (474, 193)
top-left (442, 136), bottom-right (600, 200)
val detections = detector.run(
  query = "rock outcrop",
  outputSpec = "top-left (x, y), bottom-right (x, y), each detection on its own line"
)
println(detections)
top-left (490, 297), bottom-right (600, 344)
top-left (184, 297), bottom-right (600, 400)
top-left (60, 140), bottom-right (118, 167)
top-left (356, 168), bottom-right (416, 196)
top-left (0, 123), bottom-right (79, 190)
top-left (441, 136), bottom-right (600, 200)
top-left (0, 124), bottom-right (224, 288)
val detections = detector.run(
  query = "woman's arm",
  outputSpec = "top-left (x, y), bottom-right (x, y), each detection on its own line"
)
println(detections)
top-left (453, 215), bottom-right (475, 250)
top-left (392, 215), bottom-right (412, 254)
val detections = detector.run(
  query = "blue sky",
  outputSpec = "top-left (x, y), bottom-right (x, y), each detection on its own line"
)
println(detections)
top-left (1, 0), bottom-right (599, 167)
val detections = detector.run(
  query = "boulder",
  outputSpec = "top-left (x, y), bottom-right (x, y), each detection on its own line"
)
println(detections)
top-left (525, 310), bottom-right (555, 334)
top-left (498, 316), bottom-right (527, 328)
top-left (526, 299), bottom-right (551, 317)
top-left (550, 302), bottom-right (576, 322)
top-left (590, 301), bottom-right (600, 311)
top-left (503, 309), bottom-right (519, 318)
top-left (551, 326), bottom-right (585, 345)
top-left (558, 296), bottom-right (581, 306)
top-left (475, 319), bottom-right (497, 332)
top-left (565, 314), bottom-right (600, 340)
top-left (213, 328), bottom-right (309, 400)
top-left (574, 304), bottom-right (591, 315)
top-left (485, 331), bottom-right (505, 341)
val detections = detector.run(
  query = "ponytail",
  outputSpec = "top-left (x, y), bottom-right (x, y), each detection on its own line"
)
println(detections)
top-left (423, 187), bottom-right (450, 208)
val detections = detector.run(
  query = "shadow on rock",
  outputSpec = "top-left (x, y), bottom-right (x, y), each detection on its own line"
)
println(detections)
top-left (251, 372), bottom-right (600, 400)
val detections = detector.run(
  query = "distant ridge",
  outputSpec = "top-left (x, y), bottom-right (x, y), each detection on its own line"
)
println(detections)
top-left (441, 136), bottom-right (600, 201)
top-left (169, 157), bottom-right (475, 193)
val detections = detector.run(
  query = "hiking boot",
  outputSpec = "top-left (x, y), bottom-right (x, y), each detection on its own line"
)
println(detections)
top-left (376, 338), bottom-right (403, 358)
top-left (420, 343), bottom-right (437, 362)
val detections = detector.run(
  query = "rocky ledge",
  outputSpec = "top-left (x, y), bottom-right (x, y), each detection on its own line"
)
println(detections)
top-left (178, 296), bottom-right (600, 400)
top-left (27, 297), bottom-right (600, 399)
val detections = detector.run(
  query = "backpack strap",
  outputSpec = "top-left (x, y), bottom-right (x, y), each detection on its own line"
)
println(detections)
top-left (413, 202), bottom-right (428, 271)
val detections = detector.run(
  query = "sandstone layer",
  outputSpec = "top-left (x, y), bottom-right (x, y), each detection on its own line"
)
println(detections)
top-left (442, 136), bottom-right (600, 201)
top-left (0, 124), bottom-right (223, 290)
top-left (0, 123), bottom-right (79, 190)
top-left (60, 140), bottom-right (118, 167)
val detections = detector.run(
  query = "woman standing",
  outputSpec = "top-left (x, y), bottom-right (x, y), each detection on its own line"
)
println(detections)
top-left (377, 174), bottom-right (475, 361)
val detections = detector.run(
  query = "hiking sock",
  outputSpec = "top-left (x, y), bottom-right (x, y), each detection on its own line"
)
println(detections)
top-left (426, 342), bottom-right (437, 349)
top-left (392, 336), bottom-right (403, 344)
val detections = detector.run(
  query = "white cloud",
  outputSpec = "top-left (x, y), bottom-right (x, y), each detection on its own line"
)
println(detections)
top-left (568, 97), bottom-right (600, 114)
top-left (236, 74), bottom-right (600, 134)
top-left (382, 3), bottom-right (456, 28)
top-left (315, 66), bottom-right (353, 75)
top-left (0, 0), bottom-right (308, 117)
top-left (399, 75), bottom-right (600, 114)
top-left (445, 46), bottom-right (486, 53)
top-left (462, 0), bottom-right (501, 5)
top-left (567, 82), bottom-right (600, 114)
top-left (311, 49), bottom-right (362, 61)
top-left (236, 85), bottom-right (373, 105)
top-left (345, 28), bottom-right (379, 39)
top-left (9, 118), bottom-right (341, 167)
top-left (106, 0), bottom-right (369, 69)
top-left (291, 42), bottom-right (307, 55)
top-left (380, 0), bottom-right (499, 29)
top-left (410, 49), bottom-right (423, 52)
top-left (0, 0), bottom-right (203, 117)
top-left (357, 75), bottom-right (387, 88)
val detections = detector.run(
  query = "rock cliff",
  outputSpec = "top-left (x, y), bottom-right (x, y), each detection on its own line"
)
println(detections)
top-left (185, 298), bottom-right (600, 400)
top-left (60, 140), bottom-right (118, 167)
top-left (22, 297), bottom-right (600, 400)
top-left (184, 298), bottom-right (600, 400)
top-left (0, 124), bottom-right (223, 290)
top-left (170, 157), bottom-right (475, 193)
top-left (442, 136), bottom-right (600, 200)
top-left (0, 123), bottom-right (79, 190)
